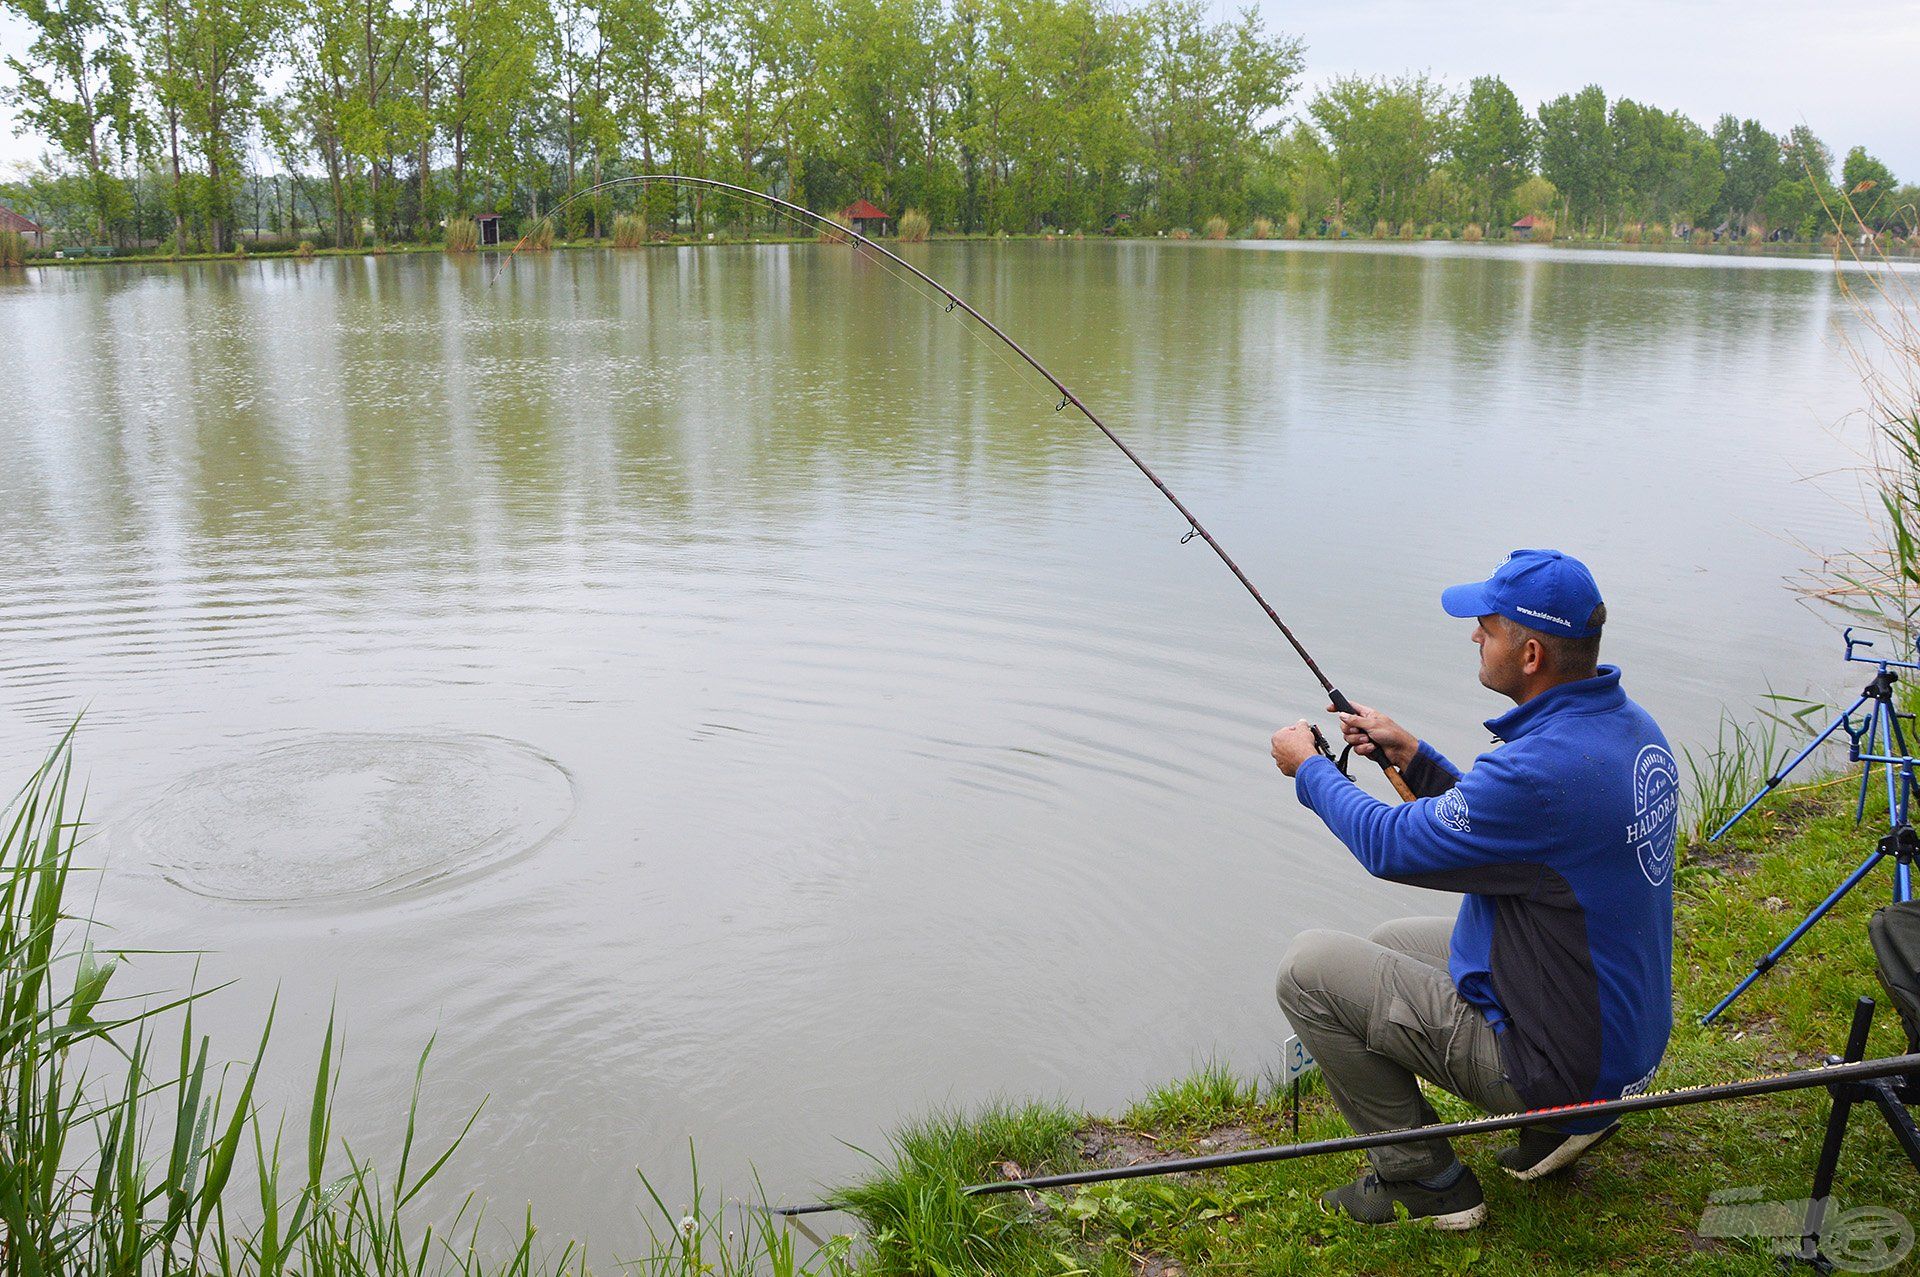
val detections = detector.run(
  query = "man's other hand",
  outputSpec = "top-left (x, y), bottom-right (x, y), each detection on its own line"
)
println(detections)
top-left (1328, 701), bottom-right (1417, 771)
top-left (1270, 720), bottom-right (1320, 777)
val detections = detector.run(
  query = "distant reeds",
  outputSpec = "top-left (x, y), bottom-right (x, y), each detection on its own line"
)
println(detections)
top-left (1283, 212), bottom-right (1301, 239)
top-left (1169, 227), bottom-right (1192, 240)
top-left (1372, 219), bottom-right (1391, 239)
top-left (1463, 222), bottom-right (1484, 243)
top-left (523, 216), bottom-right (555, 251)
top-left (898, 207), bottom-right (931, 242)
top-left (1747, 224), bottom-right (1765, 246)
top-left (1646, 222), bottom-right (1670, 245)
top-left (1530, 215), bottom-right (1557, 244)
top-left (1398, 220), bottom-right (1415, 239)
top-left (817, 213), bottom-right (853, 244)
top-left (1621, 222), bottom-right (1643, 244)
top-left (1691, 226), bottom-right (1712, 247)
top-left (1202, 215), bottom-right (1228, 240)
top-left (1, 229), bottom-right (27, 267)
top-left (296, 239), bottom-right (316, 259)
top-left (612, 212), bottom-right (648, 248)
top-left (444, 217), bottom-right (479, 253)
top-left (1250, 216), bottom-right (1272, 240)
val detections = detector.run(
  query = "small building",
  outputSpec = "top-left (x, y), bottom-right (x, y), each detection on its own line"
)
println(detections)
top-left (0, 205), bottom-right (45, 248)
top-left (1511, 214), bottom-right (1538, 241)
top-left (476, 212), bottom-right (502, 247)
top-left (842, 199), bottom-right (889, 237)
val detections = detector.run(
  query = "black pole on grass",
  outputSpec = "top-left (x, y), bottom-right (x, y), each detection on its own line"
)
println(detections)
top-left (773, 1051), bottom-right (1920, 1216)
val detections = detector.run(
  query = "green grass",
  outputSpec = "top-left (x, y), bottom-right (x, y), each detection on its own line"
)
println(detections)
top-left (833, 777), bottom-right (1920, 1274)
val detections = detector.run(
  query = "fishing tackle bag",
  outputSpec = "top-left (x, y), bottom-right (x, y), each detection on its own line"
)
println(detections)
top-left (1871, 899), bottom-right (1920, 1054)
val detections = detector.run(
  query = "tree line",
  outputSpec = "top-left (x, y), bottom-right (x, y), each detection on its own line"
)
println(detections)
top-left (0, 0), bottom-right (1910, 251)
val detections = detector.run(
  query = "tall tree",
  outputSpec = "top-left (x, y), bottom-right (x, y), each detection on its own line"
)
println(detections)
top-left (1536, 84), bottom-right (1610, 229)
top-left (1450, 74), bottom-right (1530, 225)
top-left (173, 0), bottom-right (271, 249)
top-left (1, 0), bottom-right (136, 239)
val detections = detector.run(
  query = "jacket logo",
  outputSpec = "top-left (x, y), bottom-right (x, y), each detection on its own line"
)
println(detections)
top-left (1433, 787), bottom-right (1471, 833)
top-left (1628, 744), bottom-right (1679, 886)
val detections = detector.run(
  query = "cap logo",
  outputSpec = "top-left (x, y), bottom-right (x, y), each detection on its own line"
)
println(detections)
top-left (1512, 605), bottom-right (1572, 628)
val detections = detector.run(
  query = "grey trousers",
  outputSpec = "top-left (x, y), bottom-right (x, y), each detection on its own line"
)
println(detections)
top-left (1276, 916), bottom-right (1528, 1181)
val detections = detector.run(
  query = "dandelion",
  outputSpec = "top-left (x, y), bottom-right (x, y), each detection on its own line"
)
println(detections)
top-left (679, 1214), bottom-right (698, 1239)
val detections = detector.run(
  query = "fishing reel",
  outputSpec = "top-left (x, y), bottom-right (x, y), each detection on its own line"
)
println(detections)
top-left (1309, 724), bottom-right (1353, 777)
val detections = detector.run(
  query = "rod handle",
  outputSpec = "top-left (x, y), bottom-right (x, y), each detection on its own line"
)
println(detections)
top-left (1327, 688), bottom-right (1418, 804)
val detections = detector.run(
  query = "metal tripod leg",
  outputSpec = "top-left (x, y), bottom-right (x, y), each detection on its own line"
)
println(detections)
top-left (1700, 848), bottom-right (1889, 1025)
top-left (1799, 999), bottom-right (1920, 1269)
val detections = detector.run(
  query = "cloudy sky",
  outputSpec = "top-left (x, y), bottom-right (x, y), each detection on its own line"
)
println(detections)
top-left (0, 0), bottom-right (1914, 179)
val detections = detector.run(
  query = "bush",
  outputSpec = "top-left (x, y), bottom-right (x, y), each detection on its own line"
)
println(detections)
top-left (1646, 222), bottom-right (1670, 245)
top-left (1621, 222), bottom-right (1643, 244)
top-left (1283, 212), bottom-right (1301, 239)
top-left (1427, 223), bottom-right (1450, 240)
top-left (1463, 222), bottom-right (1484, 243)
top-left (1747, 224), bottom-right (1765, 245)
top-left (1250, 216), bottom-right (1272, 239)
top-left (523, 216), bottom-right (554, 251)
top-left (898, 207), bottom-right (931, 242)
top-left (612, 212), bottom-right (647, 248)
top-left (232, 242), bottom-right (248, 258)
top-left (0, 230), bottom-right (24, 267)
top-left (296, 240), bottom-right (316, 259)
top-left (1398, 220), bottom-right (1416, 239)
top-left (1692, 227), bottom-right (1712, 247)
top-left (1372, 219), bottom-right (1391, 239)
top-left (1169, 227), bottom-right (1192, 240)
top-left (444, 217), bottom-right (479, 253)
top-left (1202, 215), bottom-right (1228, 240)
top-left (1530, 215), bottom-right (1557, 244)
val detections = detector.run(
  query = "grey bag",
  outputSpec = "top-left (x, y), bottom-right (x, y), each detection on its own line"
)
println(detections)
top-left (1870, 899), bottom-right (1920, 1053)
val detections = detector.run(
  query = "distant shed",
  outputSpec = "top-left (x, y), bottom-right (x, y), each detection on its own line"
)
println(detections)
top-left (1511, 214), bottom-right (1538, 241)
top-left (842, 199), bottom-right (889, 237)
top-left (476, 212), bottom-right (501, 247)
top-left (0, 205), bottom-right (45, 248)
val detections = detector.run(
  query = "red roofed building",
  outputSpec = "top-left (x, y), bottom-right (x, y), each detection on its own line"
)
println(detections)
top-left (1511, 213), bottom-right (1538, 241)
top-left (0, 205), bottom-right (44, 249)
top-left (842, 199), bottom-right (888, 237)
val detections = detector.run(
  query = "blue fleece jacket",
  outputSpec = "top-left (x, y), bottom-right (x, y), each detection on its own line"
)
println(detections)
top-left (1294, 666), bottom-right (1676, 1128)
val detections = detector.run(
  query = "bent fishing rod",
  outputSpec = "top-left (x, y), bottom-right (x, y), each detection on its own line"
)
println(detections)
top-left (494, 175), bottom-right (1416, 802)
top-left (773, 1047), bottom-right (1920, 1215)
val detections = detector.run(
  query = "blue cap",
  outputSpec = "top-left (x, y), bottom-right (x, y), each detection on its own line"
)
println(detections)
top-left (1440, 549), bottom-right (1604, 638)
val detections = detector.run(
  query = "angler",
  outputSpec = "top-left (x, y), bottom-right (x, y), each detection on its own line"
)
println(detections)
top-left (1269, 549), bottom-right (1677, 1229)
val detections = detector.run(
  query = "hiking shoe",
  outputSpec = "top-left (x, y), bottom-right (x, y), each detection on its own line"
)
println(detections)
top-left (1317, 1166), bottom-right (1486, 1230)
top-left (1497, 1122), bottom-right (1620, 1181)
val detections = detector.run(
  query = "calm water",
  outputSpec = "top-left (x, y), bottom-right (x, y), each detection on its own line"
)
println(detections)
top-left (0, 240), bottom-right (1899, 1247)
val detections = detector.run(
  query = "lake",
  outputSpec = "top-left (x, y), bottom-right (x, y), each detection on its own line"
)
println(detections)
top-left (0, 238), bottom-right (1899, 1250)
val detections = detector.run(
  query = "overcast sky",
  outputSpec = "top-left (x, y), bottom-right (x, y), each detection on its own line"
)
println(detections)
top-left (0, 0), bottom-right (1914, 180)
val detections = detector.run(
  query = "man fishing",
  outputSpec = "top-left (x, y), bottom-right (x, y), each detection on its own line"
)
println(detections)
top-left (1267, 548), bottom-right (1677, 1230)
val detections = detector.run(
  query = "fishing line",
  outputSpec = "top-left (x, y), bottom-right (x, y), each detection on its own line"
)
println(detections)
top-left (493, 176), bottom-right (1416, 801)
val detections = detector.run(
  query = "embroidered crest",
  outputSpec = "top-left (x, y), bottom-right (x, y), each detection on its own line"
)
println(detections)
top-left (1433, 786), bottom-right (1471, 833)
top-left (1627, 744), bottom-right (1679, 886)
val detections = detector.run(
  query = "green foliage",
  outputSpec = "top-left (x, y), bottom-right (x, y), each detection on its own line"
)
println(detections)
top-left (1451, 74), bottom-right (1532, 225)
top-left (0, 230), bottom-right (23, 266)
top-left (1123, 1060), bottom-right (1257, 1131)
top-left (1309, 72), bottom-right (1455, 230)
top-left (1201, 214), bottom-right (1226, 239)
top-left (1535, 84), bottom-right (1609, 225)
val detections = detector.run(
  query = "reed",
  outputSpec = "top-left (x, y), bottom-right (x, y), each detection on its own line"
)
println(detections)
top-left (0, 229), bottom-right (26, 266)
top-left (444, 216), bottom-right (480, 253)
top-left (1746, 224), bottom-right (1765, 246)
top-left (296, 240), bottom-right (316, 259)
top-left (1529, 215), bottom-right (1556, 244)
top-left (1682, 710), bottom-right (1785, 845)
top-left (1462, 222), bottom-right (1483, 243)
top-left (1250, 216), bottom-right (1272, 240)
top-left (523, 217), bottom-right (555, 251)
top-left (817, 213), bottom-right (853, 244)
top-left (1691, 226), bottom-right (1712, 247)
top-left (612, 212), bottom-right (648, 248)
top-left (1202, 215), bottom-right (1228, 240)
top-left (1645, 222), bottom-right (1670, 245)
top-left (897, 207), bottom-right (931, 242)
top-left (1620, 222), bottom-right (1643, 244)
top-left (1397, 220), bottom-right (1415, 240)
top-left (1168, 227), bottom-right (1191, 240)
top-left (1371, 219), bottom-right (1391, 239)
top-left (1282, 212), bottom-right (1301, 239)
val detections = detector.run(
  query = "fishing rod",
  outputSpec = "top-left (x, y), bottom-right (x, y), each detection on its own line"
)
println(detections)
top-left (492, 175), bottom-right (1417, 802)
top-left (772, 1048), bottom-right (1920, 1215)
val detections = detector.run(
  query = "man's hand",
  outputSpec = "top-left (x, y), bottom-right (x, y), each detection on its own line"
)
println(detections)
top-left (1270, 720), bottom-right (1321, 777)
top-left (1328, 701), bottom-right (1418, 771)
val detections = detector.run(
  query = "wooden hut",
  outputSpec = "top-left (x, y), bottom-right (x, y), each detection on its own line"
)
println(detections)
top-left (476, 212), bottom-right (502, 247)
top-left (842, 199), bottom-right (889, 237)
top-left (0, 205), bottom-right (45, 249)
top-left (1511, 214), bottom-right (1538, 241)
